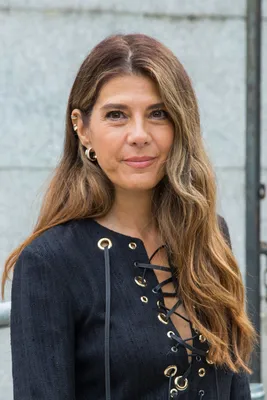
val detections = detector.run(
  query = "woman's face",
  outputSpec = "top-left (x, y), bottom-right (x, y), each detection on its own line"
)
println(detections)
top-left (75, 74), bottom-right (174, 193)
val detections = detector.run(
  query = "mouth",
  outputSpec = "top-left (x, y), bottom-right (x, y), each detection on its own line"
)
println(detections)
top-left (123, 156), bottom-right (156, 169)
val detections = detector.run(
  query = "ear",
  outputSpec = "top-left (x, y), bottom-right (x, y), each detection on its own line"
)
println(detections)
top-left (71, 109), bottom-right (91, 148)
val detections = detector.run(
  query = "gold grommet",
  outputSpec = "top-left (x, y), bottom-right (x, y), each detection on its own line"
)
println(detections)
top-left (198, 368), bottom-right (206, 377)
top-left (141, 296), bottom-right (148, 303)
top-left (134, 276), bottom-right (147, 287)
top-left (199, 334), bottom-right (206, 343)
top-left (167, 331), bottom-right (175, 339)
top-left (157, 300), bottom-right (161, 308)
top-left (170, 388), bottom-right (178, 398)
top-left (97, 238), bottom-right (112, 250)
top-left (174, 376), bottom-right (188, 391)
top-left (206, 350), bottom-right (214, 364)
top-left (206, 357), bottom-right (214, 364)
top-left (192, 325), bottom-right (199, 334)
top-left (129, 242), bottom-right (137, 250)
top-left (158, 312), bottom-right (169, 325)
top-left (164, 365), bottom-right (177, 377)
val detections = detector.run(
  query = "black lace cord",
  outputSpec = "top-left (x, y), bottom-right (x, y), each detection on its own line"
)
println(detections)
top-left (199, 389), bottom-right (205, 399)
top-left (104, 246), bottom-right (111, 400)
top-left (135, 262), bottom-right (177, 297)
top-left (149, 244), bottom-right (166, 261)
top-left (168, 365), bottom-right (194, 400)
top-left (170, 332), bottom-right (207, 357)
top-left (138, 244), bottom-right (168, 283)
top-left (136, 247), bottom-right (213, 399)
top-left (168, 374), bottom-right (175, 399)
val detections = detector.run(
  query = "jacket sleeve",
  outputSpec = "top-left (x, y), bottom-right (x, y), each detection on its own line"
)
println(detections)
top-left (218, 215), bottom-right (232, 249)
top-left (10, 248), bottom-right (76, 399)
top-left (230, 372), bottom-right (251, 400)
top-left (218, 218), bottom-right (252, 399)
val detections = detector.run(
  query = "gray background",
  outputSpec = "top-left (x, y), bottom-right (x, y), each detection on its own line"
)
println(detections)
top-left (0, 0), bottom-right (267, 398)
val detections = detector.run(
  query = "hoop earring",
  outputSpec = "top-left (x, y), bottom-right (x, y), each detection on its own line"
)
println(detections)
top-left (85, 147), bottom-right (97, 162)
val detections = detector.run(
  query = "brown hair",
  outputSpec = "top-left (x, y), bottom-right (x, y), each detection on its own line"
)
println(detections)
top-left (2, 33), bottom-right (255, 373)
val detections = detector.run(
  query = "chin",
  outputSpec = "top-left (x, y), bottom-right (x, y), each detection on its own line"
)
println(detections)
top-left (118, 179), bottom-right (161, 192)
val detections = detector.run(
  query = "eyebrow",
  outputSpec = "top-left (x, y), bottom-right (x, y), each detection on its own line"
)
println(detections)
top-left (100, 102), bottom-right (166, 111)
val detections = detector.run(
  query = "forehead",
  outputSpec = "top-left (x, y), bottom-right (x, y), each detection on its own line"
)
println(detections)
top-left (95, 74), bottom-right (161, 106)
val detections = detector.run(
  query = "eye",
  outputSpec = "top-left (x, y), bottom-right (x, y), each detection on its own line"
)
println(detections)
top-left (151, 109), bottom-right (169, 119)
top-left (105, 111), bottom-right (126, 120)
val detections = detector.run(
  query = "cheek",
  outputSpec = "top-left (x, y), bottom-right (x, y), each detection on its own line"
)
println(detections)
top-left (93, 136), bottom-right (123, 172)
top-left (158, 128), bottom-right (174, 154)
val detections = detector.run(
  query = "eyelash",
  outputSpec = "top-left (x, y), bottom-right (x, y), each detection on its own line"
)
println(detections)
top-left (105, 109), bottom-right (169, 121)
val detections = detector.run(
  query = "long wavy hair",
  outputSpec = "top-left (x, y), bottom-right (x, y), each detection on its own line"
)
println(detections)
top-left (2, 33), bottom-right (255, 373)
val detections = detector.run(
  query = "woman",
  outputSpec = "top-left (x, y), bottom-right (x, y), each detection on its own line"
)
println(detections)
top-left (2, 33), bottom-right (255, 400)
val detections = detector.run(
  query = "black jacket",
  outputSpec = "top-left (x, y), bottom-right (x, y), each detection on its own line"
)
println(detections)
top-left (10, 217), bottom-right (251, 400)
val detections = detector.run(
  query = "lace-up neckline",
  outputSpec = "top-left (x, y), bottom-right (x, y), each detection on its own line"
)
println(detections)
top-left (92, 219), bottom-right (218, 400)
top-left (145, 244), bottom-right (195, 364)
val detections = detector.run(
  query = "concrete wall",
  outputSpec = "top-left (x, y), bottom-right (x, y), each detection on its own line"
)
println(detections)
top-left (0, 1), bottom-right (267, 398)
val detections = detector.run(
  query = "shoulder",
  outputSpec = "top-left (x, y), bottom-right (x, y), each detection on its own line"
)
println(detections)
top-left (13, 219), bottom-right (100, 289)
top-left (25, 218), bottom-right (96, 258)
top-left (15, 218), bottom-right (99, 276)
top-left (217, 214), bottom-right (232, 248)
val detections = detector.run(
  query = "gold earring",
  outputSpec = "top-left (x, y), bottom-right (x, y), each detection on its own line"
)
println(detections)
top-left (85, 147), bottom-right (97, 162)
top-left (73, 124), bottom-right (78, 132)
top-left (71, 115), bottom-right (78, 120)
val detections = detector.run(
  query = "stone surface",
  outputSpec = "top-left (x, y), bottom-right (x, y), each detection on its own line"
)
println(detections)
top-left (7, 0), bottom-right (246, 16)
top-left (0, 11), bottom-right (245, 168)
top-left (216, 167), bottom-right (246, 275)
top-left (0, 169), bottom-right (52, 302)
top-left (0, 327), bottom-right (13, 400)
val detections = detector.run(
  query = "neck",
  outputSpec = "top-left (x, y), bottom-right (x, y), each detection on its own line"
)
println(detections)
top-left (97, 188), bottom-right (157, 240)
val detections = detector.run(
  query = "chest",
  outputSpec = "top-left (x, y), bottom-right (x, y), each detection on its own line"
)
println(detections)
top-left (143, 243), bottom-right (193, 360)
top-left (71, 232), bottom-right (227, 399)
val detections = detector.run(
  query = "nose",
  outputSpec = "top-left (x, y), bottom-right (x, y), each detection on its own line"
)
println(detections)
top-left (127, 120), bottom-right (151, 147)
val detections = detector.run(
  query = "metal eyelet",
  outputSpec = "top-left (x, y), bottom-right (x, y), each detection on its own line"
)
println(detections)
top-left (158, 312), bottom-right (169, 324)
top-left (164, 365), bottom-right (177, 377)
top-left (206, 350), bottom-right (214, 364)
top-left (196, 355), bottom-right (202, 362)
top-left (133, 261), bottom-right (139, 267)
top-left (129, 242), bottom-right (137, 250)
top-left (152, 288), bottom-right (158, 294)
top-left (206, 357), bottom-right (214, 364)
top-left (134, 276), bottom-right (147, 287)
top-left (171, 346), bottom-right (178, 353)
top-left (192, 325), bottom-right (199, 334)
top-left (157, 300), bottom-right (162, 308)
top-left (170, 388), bottom-right (178, 398)
top-left (199, 334), bottom-right (206, 343)
top-left (198, 368), bottom-right (206, 377)
top-left (174, 376), bottom-right (188, 391)
top-left (97, 238), bottom-right (112, 250)
top-left (167, 330), bottom-right (175, 339)
top-left (141, 296), bottom-right (148, 303)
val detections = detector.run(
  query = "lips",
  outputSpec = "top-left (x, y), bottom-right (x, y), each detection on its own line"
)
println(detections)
top-left (124, 156), bottom-right (155, 162)
top-left (123, 156), bottom-right (156, 169)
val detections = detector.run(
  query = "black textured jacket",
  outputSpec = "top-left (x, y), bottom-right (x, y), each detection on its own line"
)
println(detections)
top-left (10, 217), bottom-right (251, 400)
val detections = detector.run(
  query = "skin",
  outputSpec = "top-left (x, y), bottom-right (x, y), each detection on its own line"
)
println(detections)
top-left (72, 74), bottom-right (174, 239)
top-left (72, 75), bottom-right (192, 356)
